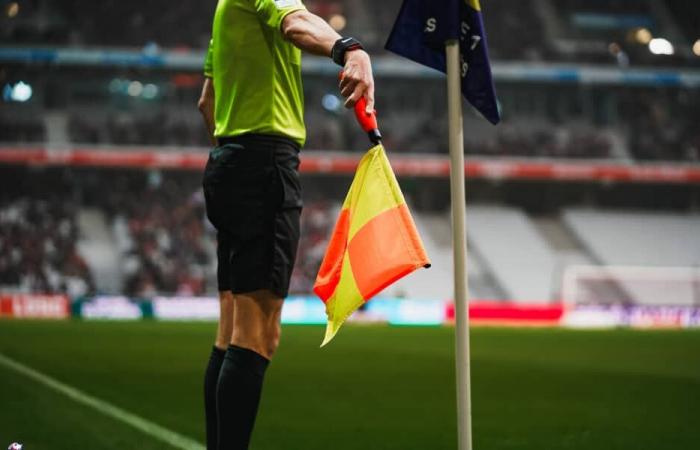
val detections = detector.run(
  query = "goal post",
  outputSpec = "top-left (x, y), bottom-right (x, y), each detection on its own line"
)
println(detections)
top-left (561, 265), bottom-right (700, 328)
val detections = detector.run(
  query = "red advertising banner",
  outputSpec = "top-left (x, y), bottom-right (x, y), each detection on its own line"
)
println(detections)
top-left (0, 294), bottom-right (70, 319)
top-left (445, 301), bottom-right (565, 326)
top-left (1, 147), bottom-right (699, 184)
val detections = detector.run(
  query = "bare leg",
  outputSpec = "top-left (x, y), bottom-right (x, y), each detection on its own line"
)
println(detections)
top-left (230, 289), bottom-right (283, 359)
top-left (216, 291), bottom-right (235, 350)
top-left (217, 289), bottom-right (283, 450)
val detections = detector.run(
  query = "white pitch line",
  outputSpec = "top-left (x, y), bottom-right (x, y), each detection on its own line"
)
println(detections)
top-left (0, 353), bottom-right (204, 450)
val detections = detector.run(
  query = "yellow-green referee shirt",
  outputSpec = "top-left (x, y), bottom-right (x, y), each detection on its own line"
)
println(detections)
top-left (204, 0), bottom-right (307, 146)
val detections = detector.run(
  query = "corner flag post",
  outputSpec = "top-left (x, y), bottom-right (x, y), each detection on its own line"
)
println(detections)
top-left (385, 2), bottom-right (500, 448)
top-left (446, 39), bottom-right (473, 450)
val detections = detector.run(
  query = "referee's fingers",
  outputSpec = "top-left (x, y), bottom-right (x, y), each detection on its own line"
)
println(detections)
top-left (344, 82), bottom-right (366, 108)
top-left (339, 68), bottom-right (354, 91)
top-left (365, 82), bottom-right (375, 114)
top-left (340, 79), bottom-right (358, 98)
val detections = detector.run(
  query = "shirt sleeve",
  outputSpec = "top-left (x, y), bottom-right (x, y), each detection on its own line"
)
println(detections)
top-left (203, 39), bottom-right (214, 78)
top-left (251, 0), bottom-right (306, 30)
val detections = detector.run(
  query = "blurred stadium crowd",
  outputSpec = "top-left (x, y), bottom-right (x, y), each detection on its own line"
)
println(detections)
top-left (2, 0), bottom-right (700, 161)
top-left (1, 0), bottom-right (699, 299)
top-left (3, 0), bottom-right (698, 65)
top-left (0, 167), bottom-right (337, 296)
top-left (0, 194), bottom-right (93, 296)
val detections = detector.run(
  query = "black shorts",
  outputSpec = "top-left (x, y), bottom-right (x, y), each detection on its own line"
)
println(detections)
top-left (202, 134), bottom-right (303, 298)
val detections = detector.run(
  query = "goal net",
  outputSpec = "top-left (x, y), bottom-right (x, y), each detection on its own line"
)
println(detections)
top-left (561, 265), bottom-right (700, 328)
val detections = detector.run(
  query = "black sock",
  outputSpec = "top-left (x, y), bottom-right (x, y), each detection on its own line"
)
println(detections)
top-left (216, 344), bottom-right (270, 450)
top-left (204, 346), bottom-right (226, 450)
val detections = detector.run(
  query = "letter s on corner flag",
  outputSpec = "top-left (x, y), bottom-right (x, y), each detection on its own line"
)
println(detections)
top-left (313, 145), bottom-right (431, 346)
top-left (385, 0), bottom-right (500, 125)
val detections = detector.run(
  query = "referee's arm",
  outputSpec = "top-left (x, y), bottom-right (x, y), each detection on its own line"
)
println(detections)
top-left (282, 10), bottom-right (375, 113)
top-left (198, 38), bottom-right (216, 146)
top-left (198, 77), bottom-right (216, 146)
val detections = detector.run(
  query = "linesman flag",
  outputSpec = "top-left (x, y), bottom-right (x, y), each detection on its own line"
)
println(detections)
top-left (385, 0), bottom-right (500, 125)
top-left (313, 143), bottom-right (430, 346)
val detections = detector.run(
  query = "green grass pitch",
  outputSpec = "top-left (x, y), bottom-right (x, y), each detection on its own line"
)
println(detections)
top-left (0, 321), bottom-right (698, 449)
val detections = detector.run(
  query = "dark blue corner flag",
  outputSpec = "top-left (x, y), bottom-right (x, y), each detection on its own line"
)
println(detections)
top-left (386, 0), bottom-right (500, 125)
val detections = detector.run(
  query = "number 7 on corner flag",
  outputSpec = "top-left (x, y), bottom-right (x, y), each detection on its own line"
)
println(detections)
top-left (385, 0), bottom-right (500, 125)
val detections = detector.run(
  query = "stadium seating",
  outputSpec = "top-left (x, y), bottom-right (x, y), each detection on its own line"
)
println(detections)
top-left (6, 74), bottom-right (698, 162)
top-left (561, 208), bottom-right (700, 306)
top-left (0, 115), bottom-right (45, 143)
top-left (385, 212), bottom-right (502, 301)
top-left (289, 200), bottom-right (339, 295)
top-left (467, 205), bottom-right (559, 302)
top-left (3, 1), bottom-right (699, 161)
top-left (0, 195), bottom-right (94, 297)
top-left (2, 1), bottom-right (699, 300)
top-left (2, 163), bottom-right (699, 305)
top-left (4, 0), bottom-right (697, 66)
top-left (0, 166), bottom-right (346, 297)
top-left (562, 208), bottom-right (700, 267)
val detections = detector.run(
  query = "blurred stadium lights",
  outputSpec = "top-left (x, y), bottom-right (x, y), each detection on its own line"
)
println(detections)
top-left (648, 37), bottom-right (674, 55)
top-left (108, 78), bottom-right (124, 94)
top-left (142, 42), bottom-right (161, 57)
top-left (3, 48), bottom-right (700, 87)
top-left (693, 39), bottom-right (700, 57)
top-left (633, 27), bottom-right (652, 45)
top-left (6, 1), bottom-right (19, 18)
top-left (127, 80), bottom-right (143, 97)
top-left (142, 83), bottom-right (159, 99)
top-left (328, 14), bottom-right (346, 31)
top-left (2, 81), bottom-right (32, 102)
top-left (321, 93), bottom-right (342, 112)
top-left (108, 78), bottom-right (160, 100)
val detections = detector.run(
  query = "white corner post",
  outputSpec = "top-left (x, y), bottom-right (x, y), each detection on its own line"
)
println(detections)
top-left (445, 39), bottom-right (473, 450)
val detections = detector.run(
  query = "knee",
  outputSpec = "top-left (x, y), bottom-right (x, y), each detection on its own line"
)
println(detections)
top-left (231, 291), bottom-right (283, 359)
top-left (234, 322), bottom-right (280, 360)
top-left (264, 324), bottom-right (281, 359)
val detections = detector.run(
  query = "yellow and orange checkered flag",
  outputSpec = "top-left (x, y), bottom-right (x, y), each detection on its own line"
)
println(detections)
top-left (313, 141), bottom-right (431, 346)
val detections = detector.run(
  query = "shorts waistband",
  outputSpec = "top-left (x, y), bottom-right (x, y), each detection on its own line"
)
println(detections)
top-left (217, 133), bottom-right (300, 152)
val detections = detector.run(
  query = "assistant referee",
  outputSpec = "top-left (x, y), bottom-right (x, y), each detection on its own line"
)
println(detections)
top-left (197, 1), bottom-right (375, 449)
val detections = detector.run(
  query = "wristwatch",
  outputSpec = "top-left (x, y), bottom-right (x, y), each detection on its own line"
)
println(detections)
top-left (331, 37), bottom-right (364, 66)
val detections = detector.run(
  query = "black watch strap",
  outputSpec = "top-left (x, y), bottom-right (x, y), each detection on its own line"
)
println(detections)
top-left (331, 37), bottom-right (364, 66)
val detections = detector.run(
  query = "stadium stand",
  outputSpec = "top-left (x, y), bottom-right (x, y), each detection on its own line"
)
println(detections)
top-left (0, 179), bottom-right (94, 297)
top-left (562, 208), bottom-right (700, 267)
top-left (75, 208), bottom-right (122, 294)
top-left (3, 0), bottom-right (697, 66)
top-left (561, 208), bottom-right (700, 306)
top-left (0, 114), bottom-right (45, 143)
top-left (0, 166), bottom-right (351, 297)
top-left (8, 87), bottom-right (698, 162)
top-left (665, 0), bottom-right (700, 46)
top-left (624, 90), bottom-right (700, 161)
top-left (0, 0), bottom-right (216, 48)
top-left (3, 1), bottom-right (699, 161)
top-left (388, 212), bottom-right (505, 300)
top-left (467, 205), bottom-right (559, 302)
top-left (105, 174), bottom-right (213, 297)
top-left (289, 200), bottom-right (338, 295)
top-left (1, 0), bottom-right (699, 303)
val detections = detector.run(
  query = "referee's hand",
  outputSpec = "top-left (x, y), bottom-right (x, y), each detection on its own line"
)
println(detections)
top-left (340, 50), bottom-right (375, 114)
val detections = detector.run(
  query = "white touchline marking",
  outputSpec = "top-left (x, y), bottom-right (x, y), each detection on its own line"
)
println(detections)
top-left (0, 353), bottom-right (204, 450)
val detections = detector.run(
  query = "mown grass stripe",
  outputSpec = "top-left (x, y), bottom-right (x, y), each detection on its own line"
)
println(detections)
top-left (0, 353), bottom-right (204, 450)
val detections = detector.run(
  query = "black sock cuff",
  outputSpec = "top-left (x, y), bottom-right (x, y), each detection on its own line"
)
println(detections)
top-left (225, 344), bottom-right (270, 376)
top-left (211, 345), bottom-right (226, 361)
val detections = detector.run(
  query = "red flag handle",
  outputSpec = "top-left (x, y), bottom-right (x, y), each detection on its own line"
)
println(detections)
top-left (354, 98), bottom-right (382, 144)
top-left (339, 71), bottom-right (382, 145)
